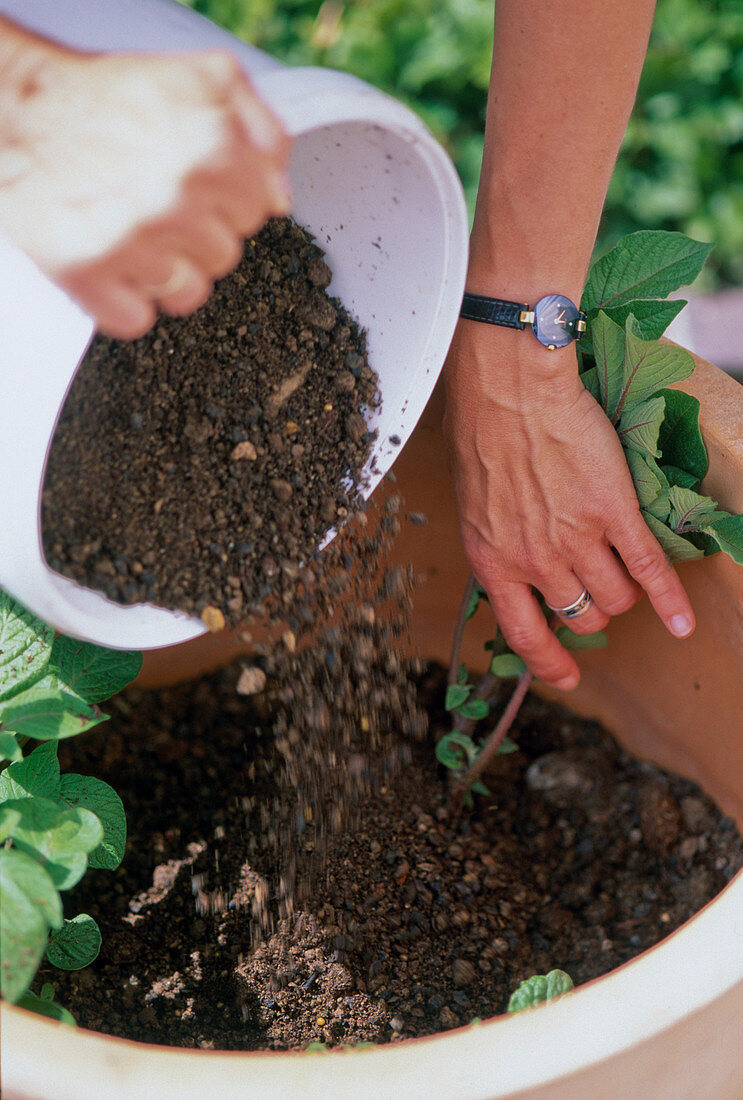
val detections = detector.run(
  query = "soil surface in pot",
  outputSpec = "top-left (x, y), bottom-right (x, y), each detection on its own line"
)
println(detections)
top-left (45, 652), bottom-right (742, 1050)
top-left (41, 217), bottom-right (378, 627)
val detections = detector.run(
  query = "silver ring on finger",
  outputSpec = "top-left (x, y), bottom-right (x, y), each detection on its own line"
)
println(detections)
top-left (546, 587), bottom-right (593, 619)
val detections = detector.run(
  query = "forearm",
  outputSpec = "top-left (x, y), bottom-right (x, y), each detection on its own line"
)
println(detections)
top-left (469, 0), bottom-right (656, 311)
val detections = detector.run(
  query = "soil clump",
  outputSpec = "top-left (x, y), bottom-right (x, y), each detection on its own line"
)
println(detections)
top-left (41, 217), bottom-right (379, 626)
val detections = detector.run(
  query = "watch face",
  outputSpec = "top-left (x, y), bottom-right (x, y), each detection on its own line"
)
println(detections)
top-left (533, 295), bottom-right (582, 348)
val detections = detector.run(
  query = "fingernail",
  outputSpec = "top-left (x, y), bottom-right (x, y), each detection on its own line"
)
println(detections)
top-left (554, 674), bottom-right (579, 692)
top-left (669, 614), bottom-right (693, 638)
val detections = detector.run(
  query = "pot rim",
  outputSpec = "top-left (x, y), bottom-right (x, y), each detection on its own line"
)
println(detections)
top-left (3, 864), bottom-right (742, 1099)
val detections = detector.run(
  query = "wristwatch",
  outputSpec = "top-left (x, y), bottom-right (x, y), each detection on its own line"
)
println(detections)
top-left (460, 291), bottom-right (586, 350)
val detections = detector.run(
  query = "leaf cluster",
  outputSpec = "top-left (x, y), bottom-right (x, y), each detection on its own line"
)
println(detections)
top-left (579, 230), bottom-right (743, 564)
top-left (0, 592), bottom-right (141, 1012)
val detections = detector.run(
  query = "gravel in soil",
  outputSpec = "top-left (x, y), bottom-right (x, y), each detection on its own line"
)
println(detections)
top-left (45, 642), bottom-right (742, 1050)
top-left (41, 217), bottom-right (379, 627)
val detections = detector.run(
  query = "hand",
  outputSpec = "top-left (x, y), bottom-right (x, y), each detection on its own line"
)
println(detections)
top-left (0, 24), bottom-right (290, 338)
top-left (444, 321), bottom-right (696, 690)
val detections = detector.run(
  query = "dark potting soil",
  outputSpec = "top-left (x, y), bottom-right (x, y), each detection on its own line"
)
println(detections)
top-left (41, 217), bottom-right (379, 628)
top-left (44, 646), bottom-right (742, 1049)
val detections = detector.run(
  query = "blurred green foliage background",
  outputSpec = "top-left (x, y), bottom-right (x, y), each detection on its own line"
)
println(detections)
top-left (182, 0), bottom-right (743, 288)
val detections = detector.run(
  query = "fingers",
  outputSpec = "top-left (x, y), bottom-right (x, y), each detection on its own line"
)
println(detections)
top-left (146, 257), bottom-right (212, 317)
top-left (146, 213), bottom-right (243, 281)
top-left (539, 568), bottom-right (609, 636)
top-left (59, 272), bottom-right (157, 341)
top-left (612, 518), bottom-right (696, 640)
top-left (486, 582), bottom-right (581, 691)
top-left (546, 545), bottom-right (643, 635)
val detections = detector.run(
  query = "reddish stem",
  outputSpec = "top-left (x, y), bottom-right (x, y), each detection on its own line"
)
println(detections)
top-left (451, 668), bottom-right (534, 814)
top-left (448, 573), bottom-right (476, 686)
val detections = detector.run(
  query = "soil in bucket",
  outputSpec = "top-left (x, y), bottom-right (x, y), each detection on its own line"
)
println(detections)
top-left (42, 500), bottom-right (743, 1050)
top-left (41, 216), bottom-right (379, 628)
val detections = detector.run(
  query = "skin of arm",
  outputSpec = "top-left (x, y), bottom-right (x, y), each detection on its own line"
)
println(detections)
top-left (0, 14), bottom-right (291, 338)
top-left (444, 0), bottom-right (695, 690)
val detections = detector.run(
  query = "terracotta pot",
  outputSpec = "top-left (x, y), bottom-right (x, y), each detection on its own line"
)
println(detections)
top-left (3, 352), bottom-right (743, 1098)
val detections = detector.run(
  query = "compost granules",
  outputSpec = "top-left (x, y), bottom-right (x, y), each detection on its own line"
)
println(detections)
top-left (41, 217), bottom-right (379, 626)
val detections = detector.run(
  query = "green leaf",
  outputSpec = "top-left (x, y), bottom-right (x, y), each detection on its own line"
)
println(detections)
top-left (0, 848), bottom-right (62, 1002)
top-left (49, 637), bottom-right (142, 705)
top-left (582, 232), bottom-right (713, 313)
top-left (614, 321), bottom-right (695, 422)
top-left (498, 736), bottom-right (519, 755)
top-left (579, 365), bottom-right (601, 401)
top-left (0, 673), bottom-right (104, 741)
top-left (618, 395), bottom-right (666, 458)
top-left (592, 311), bottom-right (626, 417)
top-left (0, 741), bottom-right (60, 803)
top-left (0, 796), bottom-right (104, 890)
top-left (458, 698), bottom-right (490, 721)
top-left (456, 663), bottom-right (468, 686)
top-left (435, 731), bottom-right (478, 770)
top-left (445, 683), bottom-right (471, 712)
top-left (470, 780), bottom-right (490, 796)
top-left (0, 732), bottom-right (22, 763)
top-left (464, 585), bottom-right (484, 622)
top-left (16, 987), bottom-right (76, 1026)
top-left (45, 913), bottom-right (102, 970)
top-left (703, 515), bottom-right (743, 564)
top-left (657, 389), bottom-right (708, 480)
top-left (668, 486), bottom-right (721, 532)
top-left (59, 774), bottom-right (126, 870)
top-left (642, 511), bottom-right (704, 562)
top-left (490, 654), bottom-right (527, 678)
top-left (556, 627), bottom-right (609, 650)
top-left (507, 969), bottom-right (574, 1013)
top-left (661, 464), bottom-right (701, 491)
top-left (596, 297), bottom-right (686, 341)
top-left (0, 592), bottom-right (54, 701)
top-left (626, 451), bottom-right (671, 519)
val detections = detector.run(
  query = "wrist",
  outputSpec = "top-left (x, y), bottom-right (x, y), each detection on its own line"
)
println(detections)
top-left (449, 320), bottom-right (582, 391)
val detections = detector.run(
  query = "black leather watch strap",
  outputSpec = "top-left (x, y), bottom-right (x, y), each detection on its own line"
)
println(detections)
top-left (460, 292), bottom-right (527, 330)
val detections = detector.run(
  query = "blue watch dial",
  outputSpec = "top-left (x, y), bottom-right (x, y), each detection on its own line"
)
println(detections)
top-left (532, 294), bottom-right (583, 348)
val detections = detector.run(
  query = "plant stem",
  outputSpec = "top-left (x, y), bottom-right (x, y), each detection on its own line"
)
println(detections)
top-left (448, 573), bottom-right (476, 686)
top-left (450, 668), bottom-right (533, 815)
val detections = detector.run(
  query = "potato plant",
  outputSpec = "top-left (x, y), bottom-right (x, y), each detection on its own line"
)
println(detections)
top-left (0, 593), bottom-right (141, 1020)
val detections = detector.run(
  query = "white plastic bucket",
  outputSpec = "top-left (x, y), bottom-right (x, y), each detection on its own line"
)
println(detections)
top-left (0, 0), bottom-right (468, 649)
